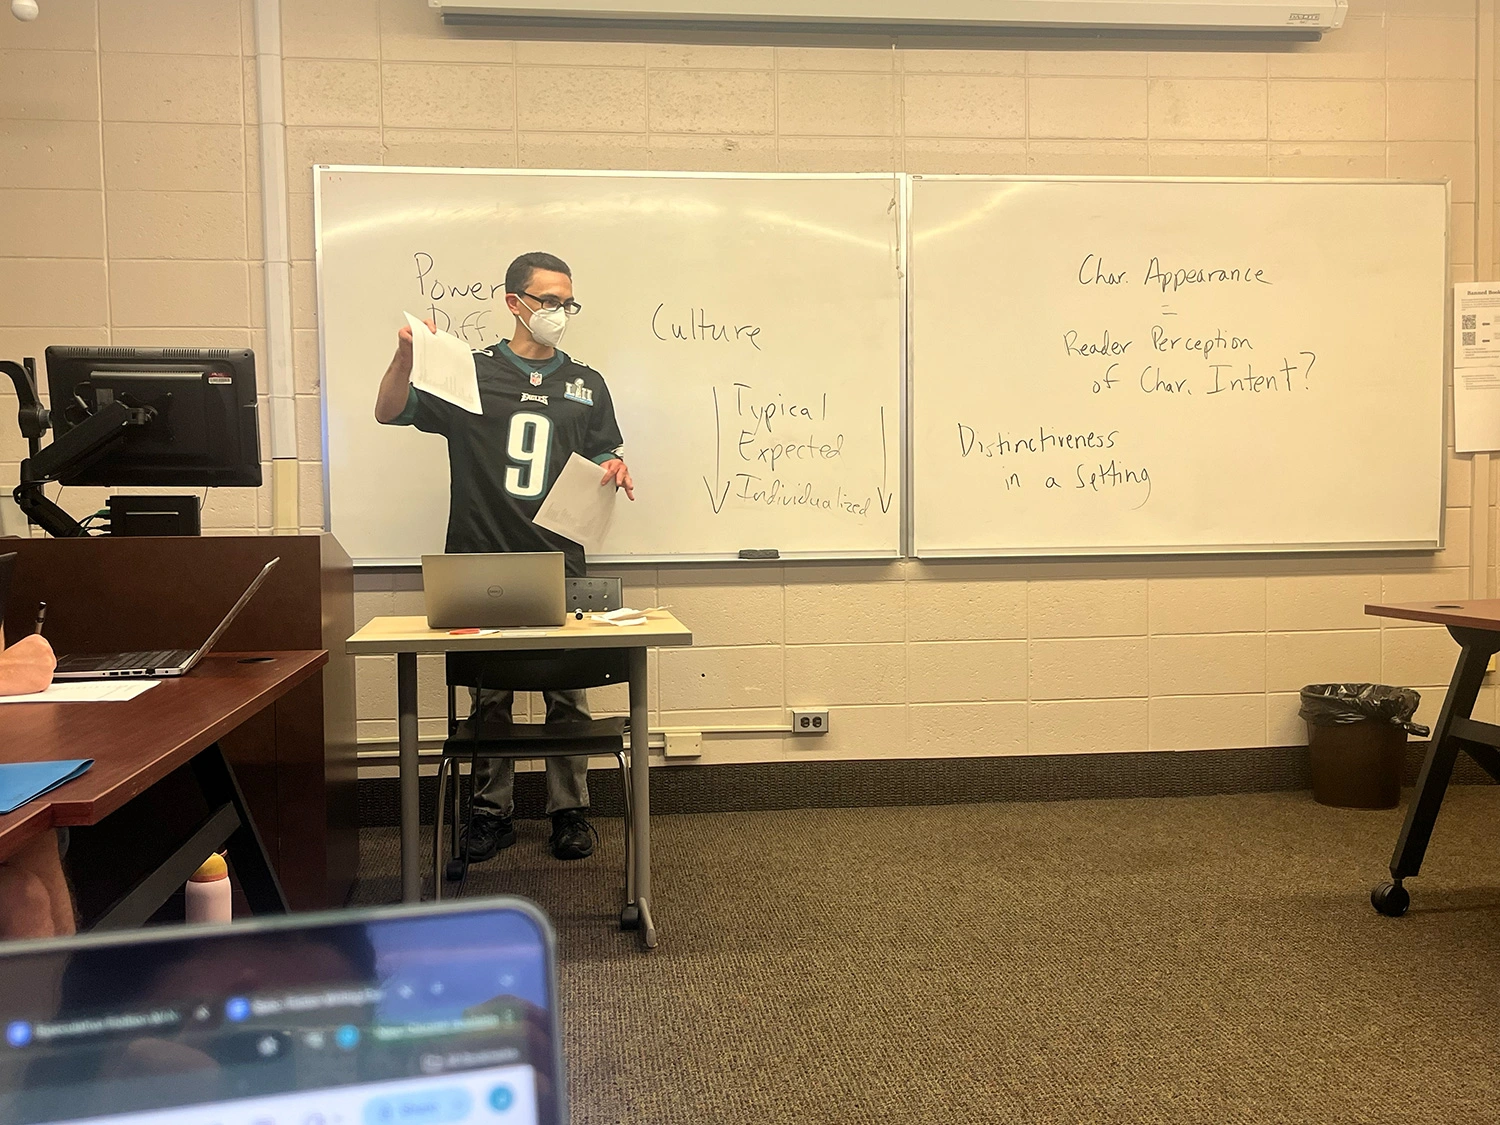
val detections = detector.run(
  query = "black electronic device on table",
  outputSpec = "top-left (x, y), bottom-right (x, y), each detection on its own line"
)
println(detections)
top-left (0, 898), bottom-right (566, 1125)
top-left (104, 494), bottom-right (202, 537)
top-left (0, 347), bottom-right (260, 540)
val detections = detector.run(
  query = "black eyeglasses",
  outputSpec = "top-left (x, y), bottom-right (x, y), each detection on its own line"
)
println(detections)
top-left (519, 292), bottom-right (583, 316)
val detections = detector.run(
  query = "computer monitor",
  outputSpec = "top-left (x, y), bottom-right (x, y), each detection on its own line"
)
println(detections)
top-left (44, 346), bottom-right (261, 488)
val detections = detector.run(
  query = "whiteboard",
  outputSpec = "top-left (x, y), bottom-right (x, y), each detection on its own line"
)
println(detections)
top-left (316, 168), bottom-right (903, 565)
top-left (908, 177), bottom-right (1449, 557)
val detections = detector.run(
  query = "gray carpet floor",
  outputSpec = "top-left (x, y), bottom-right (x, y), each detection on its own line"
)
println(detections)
top-left (351, 788), bottom-right (1500, 1124)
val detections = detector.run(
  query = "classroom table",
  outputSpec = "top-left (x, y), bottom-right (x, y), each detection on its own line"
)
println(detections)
top-left (346, 611), bottom-right (693, 949)
top-left (1364, 600), bottom-right (1500, 917)
top-left (0, 651), bottom-right (327, 929)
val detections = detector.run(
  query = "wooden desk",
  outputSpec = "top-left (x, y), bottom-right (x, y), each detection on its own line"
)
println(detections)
top-left (0, 651), bottom-right (327, 929)
top-left (1, 534), bottom-right (357, 910)
top-left (1365, 600), bottom-right (1500, 916)
top-left (347, 612), bottom-right (693, 948)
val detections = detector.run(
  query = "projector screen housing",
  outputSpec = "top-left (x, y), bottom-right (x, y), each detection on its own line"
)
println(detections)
top-left (434, 0), bottom-right (1347, 39)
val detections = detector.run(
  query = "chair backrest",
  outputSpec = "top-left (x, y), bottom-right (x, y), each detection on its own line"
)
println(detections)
top-left (445, 576), bottom-right (628, 698)
top-left (446, 648), bottom-right (629, 693)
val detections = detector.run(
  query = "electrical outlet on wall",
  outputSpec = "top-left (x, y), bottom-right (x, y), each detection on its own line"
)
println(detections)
top-left (792, 710), bottom-right (830, 735)
top-left (664, 732), bottom-right (702, 758)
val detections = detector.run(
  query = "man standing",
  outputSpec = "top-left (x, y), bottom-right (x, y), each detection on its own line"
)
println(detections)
top-left (375, 251), bottom-right (633, 864)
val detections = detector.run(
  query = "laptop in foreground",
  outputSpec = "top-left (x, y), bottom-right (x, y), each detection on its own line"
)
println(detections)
top-left (422, 552), bottom-right (566, 630)
top-left (52, 557), bottom-right (279, 680)
top-left (0, 898), bottom-right (566, 1125)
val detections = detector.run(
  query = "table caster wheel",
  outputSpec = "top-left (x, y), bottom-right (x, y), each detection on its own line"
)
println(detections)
top-left (1371, 881), bottom-right (1410, 917)
top-left (445, 859), bottom-right (466, 882)
top-left (619, 904), bottom-right (640, 931)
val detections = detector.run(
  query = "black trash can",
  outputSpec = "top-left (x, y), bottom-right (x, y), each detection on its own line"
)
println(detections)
top-left (1298, 684), bottom-right (1430, 809)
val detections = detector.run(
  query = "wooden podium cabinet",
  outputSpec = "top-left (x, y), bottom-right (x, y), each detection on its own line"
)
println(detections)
top-left (1, 533), bottom-right (357, 910)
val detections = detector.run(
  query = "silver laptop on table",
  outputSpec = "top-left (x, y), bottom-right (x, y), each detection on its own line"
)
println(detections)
top-left (52, 557), bottom-right (279, 680)
top-left (422, 552), bottom-right (566, 629)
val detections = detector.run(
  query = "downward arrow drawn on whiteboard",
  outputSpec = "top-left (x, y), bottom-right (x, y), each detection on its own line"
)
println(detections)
top-left (876, 406), bottom-right (894, 515)
top-left (703, 385), bottom-right (732, 514)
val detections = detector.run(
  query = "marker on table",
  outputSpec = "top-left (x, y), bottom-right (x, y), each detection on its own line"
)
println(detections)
top-left (33, 602), bottom-right (46, 636)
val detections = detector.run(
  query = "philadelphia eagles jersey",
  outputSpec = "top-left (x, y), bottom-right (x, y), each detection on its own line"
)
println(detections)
top-left (385, 340), bottom-right (624, 575)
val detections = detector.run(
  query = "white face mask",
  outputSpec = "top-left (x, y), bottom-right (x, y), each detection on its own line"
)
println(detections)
top-left (520, 297), bottom-right (569, 348)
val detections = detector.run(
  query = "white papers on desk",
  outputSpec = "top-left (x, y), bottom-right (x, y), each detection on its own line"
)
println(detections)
top-left (532, 453), bottom-right (618, 550)
top-left (0, 680), bottom-right (160, 704)
top-left (598, 608), bottom-right (647, 626)
top-left (404, 312), bottom-right (481, 414)
top-left (1453, 284), bottom-right (1500, 452)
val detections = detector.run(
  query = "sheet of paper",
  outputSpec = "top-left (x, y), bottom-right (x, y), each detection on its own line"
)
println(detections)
top-left (0, 680), bottom-right (160, 704)
top-left (1455, 366), bottom-right (1500, 453)
top-left (532, 452), bottom-right (619, 550)
top-left (404, 312), bottom-right (481, 415)
top-left (1455, 283), bottom-right (1500, 366)
top-left (1453, 284), bottom-right (1500, 452)
top-left (0, 760), bottom-right (93, 815)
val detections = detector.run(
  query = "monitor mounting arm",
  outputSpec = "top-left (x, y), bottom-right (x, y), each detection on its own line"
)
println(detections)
top-left (3, 357), bottom-right (152, 539)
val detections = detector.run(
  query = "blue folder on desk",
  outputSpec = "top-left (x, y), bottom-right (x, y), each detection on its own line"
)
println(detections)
top-left (0, 761), bottom-right (93, 815)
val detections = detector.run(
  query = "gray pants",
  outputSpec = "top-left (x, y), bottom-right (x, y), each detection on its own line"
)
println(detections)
top-left (469, 688), bottom-right (591, 818)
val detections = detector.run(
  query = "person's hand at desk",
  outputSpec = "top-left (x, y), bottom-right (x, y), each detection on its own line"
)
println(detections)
top-left (0, 627), bottom-right (72, 940)
top-left (0, 632), bottom-right (55, 696)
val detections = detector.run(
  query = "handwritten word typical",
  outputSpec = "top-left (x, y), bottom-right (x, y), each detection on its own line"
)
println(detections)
top-left (735, 383), bottom-right (827, 437)
top-left (1077, 254), bottom-right (1272, 293)
top-left (652, 304), bottom-right (762, 350)
top-left (958, 424), bottom-right (1118, 458)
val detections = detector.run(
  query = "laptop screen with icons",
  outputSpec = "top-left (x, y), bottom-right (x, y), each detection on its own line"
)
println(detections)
top-left (0, 900), bottom-right (564, 1125)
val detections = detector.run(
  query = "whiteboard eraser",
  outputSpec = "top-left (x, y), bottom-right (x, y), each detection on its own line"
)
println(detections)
top-left (738, 548), bottom-right (780, 560)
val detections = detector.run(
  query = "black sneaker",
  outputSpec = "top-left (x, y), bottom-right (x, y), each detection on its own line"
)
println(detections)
top-left (461, 814), bottom-right (516, 863)
top-left (549, 809), bottom-right (597, 861)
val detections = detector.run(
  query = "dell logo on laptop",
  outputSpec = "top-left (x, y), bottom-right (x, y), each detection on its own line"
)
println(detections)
top-left (487, 585), bottom-right (504, 598)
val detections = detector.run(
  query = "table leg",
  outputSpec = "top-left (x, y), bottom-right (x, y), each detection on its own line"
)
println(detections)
top-left (627, 647), bottom-right (654, 949)
top-left (192, 744), bottom-right (288, 916)
top-left (1373, 628), bottom-right (1497, 916)
top-left (398, 651), bottom-right (421, 903)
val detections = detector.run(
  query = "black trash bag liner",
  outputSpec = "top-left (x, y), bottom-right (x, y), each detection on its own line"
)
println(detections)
top-left (1299, 683), bottom-right (1430, 737)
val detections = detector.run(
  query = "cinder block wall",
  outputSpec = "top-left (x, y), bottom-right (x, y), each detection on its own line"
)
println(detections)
top-left (0, 0), bottom-right (1491, 767)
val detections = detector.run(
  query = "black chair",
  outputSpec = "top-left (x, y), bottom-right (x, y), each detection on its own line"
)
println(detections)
top-left (432, 577), bottom-right (636, 920)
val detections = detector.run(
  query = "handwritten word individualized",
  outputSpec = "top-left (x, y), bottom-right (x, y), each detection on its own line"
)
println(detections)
top-left (733, 474), bottom-right (870, 516)
top-left (652, 304), bottom-right (762, 350)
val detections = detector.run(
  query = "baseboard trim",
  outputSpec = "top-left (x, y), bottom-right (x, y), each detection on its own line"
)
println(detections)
top-left (356, 741), bottom-right (1491, 827)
